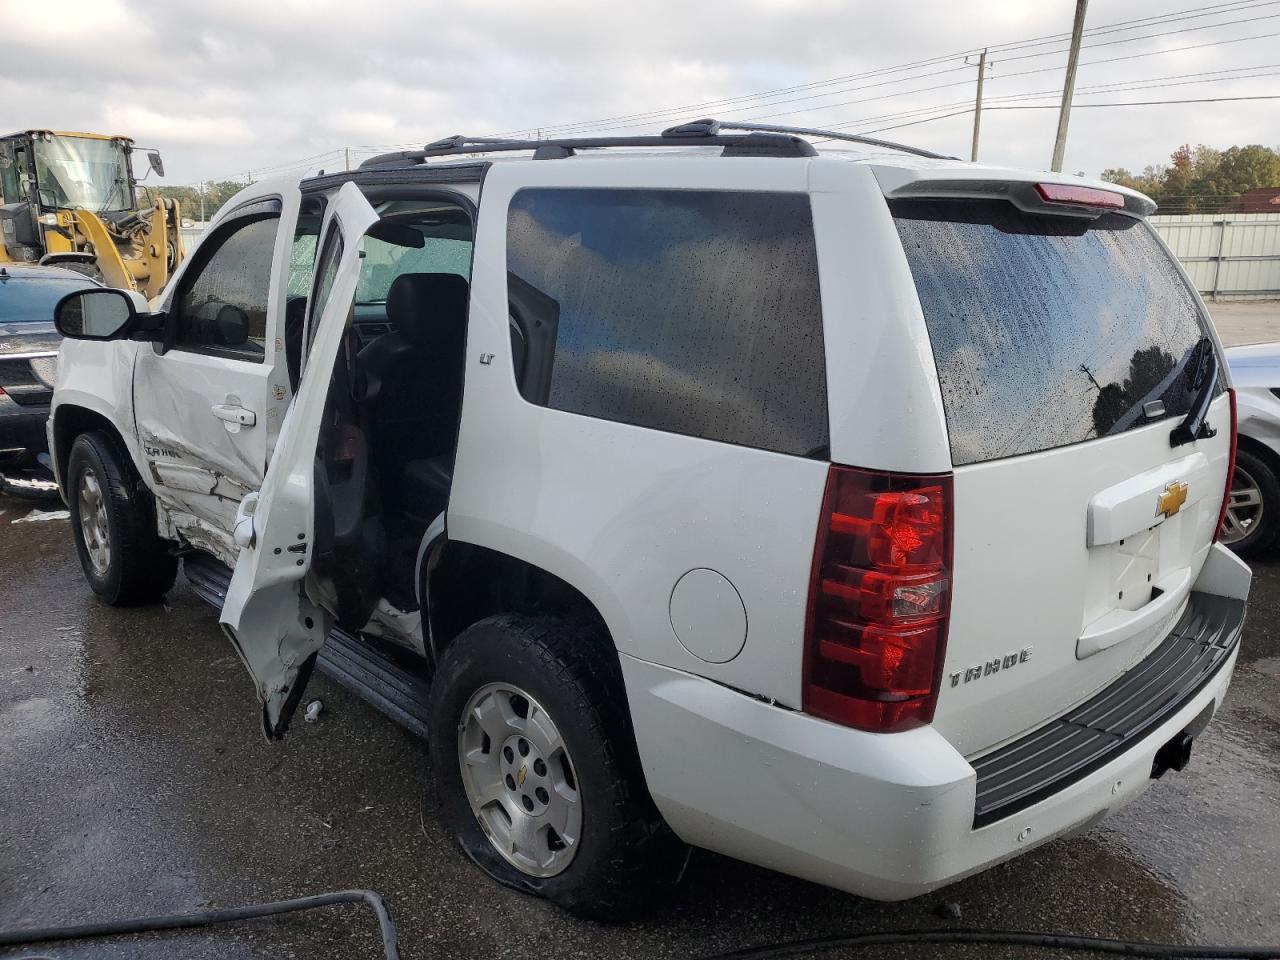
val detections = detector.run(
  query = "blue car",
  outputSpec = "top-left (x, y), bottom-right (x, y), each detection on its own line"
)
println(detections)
top-left (0, 264), bottom-right (101, 489)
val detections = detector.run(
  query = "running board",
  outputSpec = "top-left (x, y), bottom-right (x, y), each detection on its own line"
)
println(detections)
top-left (183, 553), bottom-right (430, 740)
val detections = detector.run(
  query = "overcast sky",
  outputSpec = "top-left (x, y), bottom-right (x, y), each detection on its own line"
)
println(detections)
top-left (2, 0), bottom-right (1277, 186)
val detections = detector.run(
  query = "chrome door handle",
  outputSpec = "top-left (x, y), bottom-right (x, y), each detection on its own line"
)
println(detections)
top-left (211, 403), bottom-right (257, 433)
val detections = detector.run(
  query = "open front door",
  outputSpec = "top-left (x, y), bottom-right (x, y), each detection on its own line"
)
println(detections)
top-left (220, 182), bottom-right (379, 739)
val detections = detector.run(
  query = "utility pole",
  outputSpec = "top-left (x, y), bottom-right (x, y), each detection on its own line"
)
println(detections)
top-left (1051, 0), bottom-right (1089, 172)
top-left (344, 147), bottom-right (350, 171)
top-left (966, 48), bottom-right (991, 162)
top-left (199, 180), bottom-right (205, 223)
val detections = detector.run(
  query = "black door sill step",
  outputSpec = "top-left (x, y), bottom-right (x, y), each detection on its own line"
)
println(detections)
top-left (182, 553), bottom-right (430, 740)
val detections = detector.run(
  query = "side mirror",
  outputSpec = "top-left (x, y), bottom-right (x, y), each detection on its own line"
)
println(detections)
top-left (147, 151), bottom-right (165, 178)
top-left (55, 288), bottom-right (156, 341)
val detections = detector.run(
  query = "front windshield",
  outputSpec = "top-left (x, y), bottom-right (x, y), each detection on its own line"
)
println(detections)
top-left (31, 136), bottom-right (131, 213)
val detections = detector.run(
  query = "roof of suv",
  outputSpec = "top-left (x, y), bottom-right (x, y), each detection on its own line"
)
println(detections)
top-left (275, 119), bottom-right (1155, 220)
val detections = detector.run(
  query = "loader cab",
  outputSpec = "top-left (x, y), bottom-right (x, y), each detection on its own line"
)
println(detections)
top-left (0, 131), bottom-right (151, 267)
top-left (20, 131), bottom-right (135, 214)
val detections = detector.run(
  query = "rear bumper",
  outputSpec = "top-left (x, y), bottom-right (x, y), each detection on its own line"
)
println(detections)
top-left (0, 394), bottom-right (51, 458)
top-left (973, 591), bottom-right (1244, 827)
top-left (620, 548), bottom-right (1248, 901)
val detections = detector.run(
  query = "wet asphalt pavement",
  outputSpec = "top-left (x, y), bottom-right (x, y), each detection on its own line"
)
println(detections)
top-left (2, 490), bottom-right (1279, 960)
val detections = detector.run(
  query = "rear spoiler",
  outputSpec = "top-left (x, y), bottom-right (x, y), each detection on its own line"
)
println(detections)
top-left (872, 169), bottom-right (1157, 220)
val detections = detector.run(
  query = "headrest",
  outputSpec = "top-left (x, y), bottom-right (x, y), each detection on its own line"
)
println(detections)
top-left (385, 273), bottom-right (470, 351)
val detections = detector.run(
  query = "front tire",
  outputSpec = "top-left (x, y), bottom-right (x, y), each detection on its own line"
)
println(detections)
top-left (1221, 446), bottom-right (1280, 559)
top-left (427, 614), bottom-right (684, 920)
top-left (67, 431), bottom-right (177, 605)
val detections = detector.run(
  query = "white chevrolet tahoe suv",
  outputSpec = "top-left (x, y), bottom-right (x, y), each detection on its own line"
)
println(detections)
top-left (48, 120), bottom-right (1251, 918)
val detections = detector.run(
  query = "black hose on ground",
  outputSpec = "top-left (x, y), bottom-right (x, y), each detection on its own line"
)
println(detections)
top-left (4, 898), bottom-right (1280, 960)
top-left (699, 928), bottom-right (1280, 960)
top-left (0, 889), bottom-right (399, 960)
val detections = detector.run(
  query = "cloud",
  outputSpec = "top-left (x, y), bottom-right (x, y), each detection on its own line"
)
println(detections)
top-left (1, 0), bottom-right (1275, 184)
top-left (101, 107), bottom-right (253, 146)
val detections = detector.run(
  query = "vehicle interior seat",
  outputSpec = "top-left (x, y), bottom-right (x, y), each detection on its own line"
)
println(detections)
top-left (355, 271), bottom-right (469, 520)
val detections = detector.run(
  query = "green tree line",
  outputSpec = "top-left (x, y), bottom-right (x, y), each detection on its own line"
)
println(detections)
top-left (1101, 143), bottom-right (1280, 214)
top-left (147, 180), bottom-right (248, 222)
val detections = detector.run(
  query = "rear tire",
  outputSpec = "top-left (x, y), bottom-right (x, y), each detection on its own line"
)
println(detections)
top-left (427, 614), bottom-right (685, 920)
top-left (67, 431), bottom-right (177, 605)
top-left (1222, 446), bottom-right (1280, 560)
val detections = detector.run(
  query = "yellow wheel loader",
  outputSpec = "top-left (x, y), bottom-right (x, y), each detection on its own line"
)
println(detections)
top-left (0, 130), bottom-right (183, 300)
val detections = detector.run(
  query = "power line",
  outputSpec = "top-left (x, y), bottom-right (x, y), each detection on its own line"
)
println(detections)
top-left (803, 63), bottom-right (1280, 136)
top-left (185, 2), bottom-right (1280, 182)
top-left (736, 30), bottom-right (1280, 126)
top-left (283, 1), bottom-right (1278, 163)
top-left (521, 11), bottom-right (1280, 139)
top-left (815, 93), bottom-right (1280, 141)
top-left (484, 1), bottom-right (1280, 139)
top-left (997, 9), bottom-right (1280, 64)
top-left (991, 93), bottom-right (1280, 108)
top-left (481, 0), bottom-right (1280, 139)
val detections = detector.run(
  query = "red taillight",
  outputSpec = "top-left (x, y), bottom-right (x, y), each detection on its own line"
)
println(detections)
top-left (803, 465), bottom-right (953, 733)
top-left (1034, 182), bottom-right (1125, 209)
top-left (1214, 388), bottom-right (1238, 543)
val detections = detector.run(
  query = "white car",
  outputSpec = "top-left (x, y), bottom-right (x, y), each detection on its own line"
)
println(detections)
top-left (1223, 342), bottom-right (1280, 557)
top-left (47, 120), bottom-right (1250, 918)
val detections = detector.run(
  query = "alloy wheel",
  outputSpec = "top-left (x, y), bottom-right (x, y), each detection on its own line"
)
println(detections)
top-left (78, 467), bottom-right (111, 576)
top-left (1220, 463), bottom-right (1264, 545)
top-left (457, 682), bottom-right (582, 878)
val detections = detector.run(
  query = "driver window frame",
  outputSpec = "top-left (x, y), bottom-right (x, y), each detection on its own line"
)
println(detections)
top-left (163, 197), bottom-right (283, 364)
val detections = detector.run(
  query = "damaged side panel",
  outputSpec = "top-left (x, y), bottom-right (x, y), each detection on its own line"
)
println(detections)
top-left (132, 344), bottom-right (277, 541)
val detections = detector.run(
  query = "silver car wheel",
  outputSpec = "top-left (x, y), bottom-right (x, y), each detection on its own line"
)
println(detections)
top-left (1220, 463), bottom-right (1264, 546)
top-left (457, 682), bottom-right (582, 878)
top-left (78, 467), bottom-right (111, 576)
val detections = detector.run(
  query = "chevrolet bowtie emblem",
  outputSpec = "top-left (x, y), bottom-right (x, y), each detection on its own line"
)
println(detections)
top-left (516, 764), bottom-right (528, 787)
top-left (1157, 480), bottom-right (1189, 519)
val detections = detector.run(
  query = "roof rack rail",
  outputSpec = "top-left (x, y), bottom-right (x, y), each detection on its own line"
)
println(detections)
top-left (357, 117), bottom-right (951, 170)
top-left (679, 119), bottom-right (954, 160)
top-left (359, 128), bottom-right (818, 168)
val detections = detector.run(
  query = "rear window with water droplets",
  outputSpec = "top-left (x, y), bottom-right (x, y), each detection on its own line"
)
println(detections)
top-left (506, 188), bottom-right (828, 457)
top-left (892, 199), bottom-right (1212, 466)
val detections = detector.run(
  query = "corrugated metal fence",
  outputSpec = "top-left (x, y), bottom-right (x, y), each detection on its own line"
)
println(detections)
top-left (1151, 213), bottom-right (1280, 301)
top-left (179, 225), bottom-right (206, 250)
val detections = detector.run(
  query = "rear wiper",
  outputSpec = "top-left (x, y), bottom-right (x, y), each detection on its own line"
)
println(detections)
top-left (1169, 337), bottom-right (1219, 448)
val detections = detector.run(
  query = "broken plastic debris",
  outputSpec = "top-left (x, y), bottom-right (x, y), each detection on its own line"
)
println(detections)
top-left (12, 508), bottom-right (70, 523)
top-left (305, 699), bottom-right (324, 723)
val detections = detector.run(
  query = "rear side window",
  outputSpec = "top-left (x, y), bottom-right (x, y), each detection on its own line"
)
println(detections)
top-left (892, 200), bottom-right (1212, 466)
top-left (506, 188), bottom-right (827, 457)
